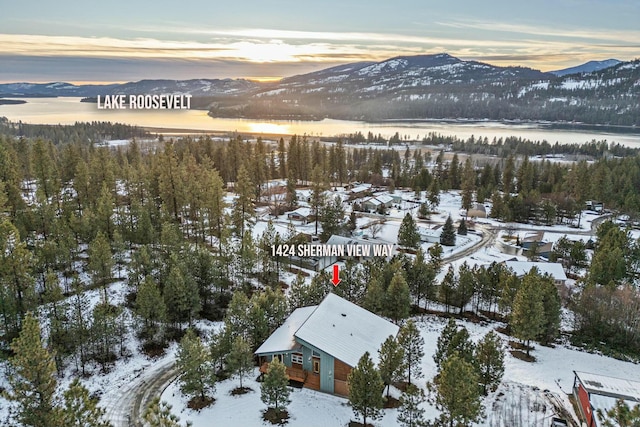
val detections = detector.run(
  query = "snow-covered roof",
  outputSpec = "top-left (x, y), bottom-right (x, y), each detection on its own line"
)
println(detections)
top-left (363, 197), bottom-right (382, 206)
top-left (325, 235), bottom-right (391, 248)
top-left (350, 184), bottom-right (372, 194)
top-left (419, 228), bottom-right (441, 237)
top-left (255, 306), bottom-right (317, 354)
top-left (575, 371), bottom-right (640, 401)
top-left (287, 207), bottom-right (312, 218)
top-left (504, 261), bottom-right (567, 281)
top-left (375, 194), bottom-right (394, 204)
top-left (294, 293), bottom-right (399, 367)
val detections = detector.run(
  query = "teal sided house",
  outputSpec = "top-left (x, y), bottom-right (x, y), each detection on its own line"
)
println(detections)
top-left (255, 293), bottom-right (399, 397)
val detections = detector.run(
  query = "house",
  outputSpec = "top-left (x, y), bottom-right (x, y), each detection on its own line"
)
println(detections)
top-left (255, 293), bottom-right (399, 397)
top-left (466, 203), bottom-right (487, 219)
top-left (503, 261), bottom-right (568, 286)
top-left (419, 227), bottom-right (442, 243)
top-left (519, 231), bottom-right (553, 259)
top-left (585, 200), bottom-right (604, 213)
top-left (521, 231), bottom-right (545, 249)
top-left (325, 235), bottom-right (395, 261)
top-left (287, 207), bottom-right (312, 224)
top-left (348, 183), bottom-right (373, 199)
top-left (573, 371), bottom-right (640, 427)
top-left (361, 197), bottom-right (383, 213)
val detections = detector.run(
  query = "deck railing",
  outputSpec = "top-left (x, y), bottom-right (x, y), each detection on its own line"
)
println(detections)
top-left (259, 362), bottom-right (307, 383)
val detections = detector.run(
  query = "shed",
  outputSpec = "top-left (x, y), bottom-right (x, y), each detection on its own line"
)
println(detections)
top-left (573, 371), bottom-right (640, 427)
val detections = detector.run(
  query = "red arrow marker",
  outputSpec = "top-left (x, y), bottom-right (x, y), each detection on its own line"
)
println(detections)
top-left (331, 264), bottom-right (341, 287)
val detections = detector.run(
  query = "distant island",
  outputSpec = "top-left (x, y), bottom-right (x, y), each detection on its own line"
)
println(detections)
top-left (0, 99), bottom-right (27, 105)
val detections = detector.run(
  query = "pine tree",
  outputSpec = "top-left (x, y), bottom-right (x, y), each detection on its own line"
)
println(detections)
top-left (457, 218), bottom-right (468, 235)
top-left (319, 195), bottom-right (346, 241)
top-left (224, 291), bottom-right (251, 341)
top-left (348, 352), bottom-right (384, 427)
top-left (231, 164), bottom-right (255, 244)
top-left (433, 318), bottom-right (458, 369)
top-left (157, 142), bottom-right (185, 222)
top-left (598, 399), bottom-right (640, 427)
top-left (95, 182), bottom-right (115, 239)
top-left (378, 335), bottom-right (404, 398)
top-left (439, 265), bottom-right (456, 312)
top-left (310, 165), bottom-right (327, 236)
top-left (260, 358), bottom-right (291, 414)
top-left (163, 264), bottom-right (200, 327)
top-left (143, 397), bottom-right (192, 427)
top-left (397, 384), bottom-right (427, 427)
top-left (91, 303), bottom-right (121, 372)
top-left (398, 213), bottom-right (420, 249)
top-left (207, 329), bottom-right (229, 375)
top-left (428, 178), bottom-right (440, 210)
top-left (431, 353), bottom-right (484, 427)
top-left (418, 202), bottom-right (430, 219)
top-left (454, 262), bottom-right (476, 315)
top-left (490, 191), bottom-right (504, 219)
top-left (6, 312), bottom-right (60, 427)
top-left (364, 275), bottom-right (386, 316)
top-left (537, 274), bottom-right (561, 345)
top-left (433, 318), bottom-right (475, 372)
top-left (0, 217), bottom-right (37, 337)
top-left (397, 320), bottom-right (424, 385)
top-left (511, 272), bottom-right (545, 356)
top-left (136, 276), bottom-right (166, 340)
top-left (385, 270), bottom-right (411, 323)
top-left (176, 329), bottom-right (216, 404)
top-left (407, 248), bottom-right (436, 309)
top-left (227, 336), bottom-right (254, 390)
top-left (61, 378), bottom-right (113, 427)
top-left (88, 232), bottom-right (113, 305)
top-left (475, 331), bottom-right (505, 395)
top-left (439, 216), bottom-right (456, 246)
top-left (461, 157), bottom-right (476, 211)
top-left (332, 258), bottom-right (367, 306)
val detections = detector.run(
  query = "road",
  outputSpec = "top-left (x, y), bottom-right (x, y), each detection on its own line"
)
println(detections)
top-left (103, 358), bottom-right (178, 427)
top-left (441, 224), bottom-right (498, 264)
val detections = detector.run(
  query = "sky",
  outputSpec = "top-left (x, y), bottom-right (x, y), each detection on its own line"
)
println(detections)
top-left (1, 0), bottom-right (639, 83)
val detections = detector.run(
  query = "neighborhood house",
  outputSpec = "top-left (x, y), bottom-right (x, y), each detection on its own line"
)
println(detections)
top-left (573, 371), bottom-right (640, 427)
top-left (255, 293), bottom-right (399, 396)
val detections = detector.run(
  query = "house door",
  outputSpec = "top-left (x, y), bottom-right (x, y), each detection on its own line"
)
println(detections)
top-left (306, 356), bottom-right (321, 390)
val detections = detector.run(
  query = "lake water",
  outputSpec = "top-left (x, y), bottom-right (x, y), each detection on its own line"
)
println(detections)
top-left (2, 97), bottom-right (640, 147)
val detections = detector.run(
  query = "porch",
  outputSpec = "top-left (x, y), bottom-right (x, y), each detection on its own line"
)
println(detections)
top-left (259, 362), bottom-right (308, 383)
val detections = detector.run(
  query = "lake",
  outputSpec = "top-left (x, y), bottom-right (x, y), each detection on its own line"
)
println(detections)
top-left (2, 97), bottom-right (640, 147)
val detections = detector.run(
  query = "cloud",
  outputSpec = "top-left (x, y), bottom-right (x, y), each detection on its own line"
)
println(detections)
top-left (0, 55), bottom-right (345, 83)
top-left (437, 20), bottom-right (640, 45)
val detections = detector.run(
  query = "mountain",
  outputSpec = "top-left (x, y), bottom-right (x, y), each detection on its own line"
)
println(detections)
top-left (0, 79), bottom-right (260, 98)
top-left (208, 53), bottom-right (560, 121)
top-left (550, 59), bottom-right (622, 77)
top-left (206, 54), bottom-right (640, 125)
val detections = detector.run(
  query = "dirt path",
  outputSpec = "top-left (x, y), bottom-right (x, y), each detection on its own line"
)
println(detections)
top-left (103, 359), bottom-right (178, 427)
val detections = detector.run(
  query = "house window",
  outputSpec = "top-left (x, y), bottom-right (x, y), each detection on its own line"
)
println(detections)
top-left (292, 353), bottom-right (303, 364)
top-left (275, 354), bottom-right (283, 362)
top-left (313, 359), bottom-right (320, 374)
